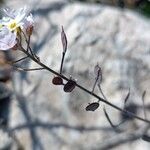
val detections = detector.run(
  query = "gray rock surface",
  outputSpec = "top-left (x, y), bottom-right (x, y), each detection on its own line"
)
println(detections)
top-left (1, 0), bottom-right (150, 150)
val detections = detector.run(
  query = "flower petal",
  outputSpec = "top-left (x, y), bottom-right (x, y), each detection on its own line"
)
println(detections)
top-left (0, 27), bottom-right (16, 50)
top-left (22, 13), bottom-right (34, 30)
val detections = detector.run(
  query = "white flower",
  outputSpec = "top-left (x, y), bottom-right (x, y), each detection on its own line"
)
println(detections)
top-left (0, 7), bottom-right (34, 50)
top-left (0, 26), bottom-right (16, 50)
top-left (23, 13), bottom-right (34, 30)
top-left (1, 7), bottom-right (34, 33)
top-left (2, 7), bottom-right (27, 32)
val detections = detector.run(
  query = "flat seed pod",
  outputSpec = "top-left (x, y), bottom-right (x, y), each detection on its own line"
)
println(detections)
top-left (94, 64), bottom-right (101, 76)
top-left (94, 64), bottom-right (102, 85)
top-left (142, 134), bottom-right (150, 142)
top-left (63, 80), bottom-right (76, 92)
top-left (61, 26), bottom-right (67, 53)
top-left (86, 102), bottom-right (99, 111)
top-left (124, 88), bottom-right (130, 105)
top-left (52, 76), bottom-right (63, 85)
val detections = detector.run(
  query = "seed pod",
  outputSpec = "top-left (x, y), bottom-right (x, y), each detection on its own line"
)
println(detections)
top-left (63, 80), bottom-right (76, 92)
top-left (94, 63), bottom-right (102, 85)
top-left (86, 102), bottom-right (99, 111)
top-left (52, 76), bottom-right (63, 85)
top-left (61, 26), bottom-right (67, 53)
top-left (94, 64), bottom-right (101, 76)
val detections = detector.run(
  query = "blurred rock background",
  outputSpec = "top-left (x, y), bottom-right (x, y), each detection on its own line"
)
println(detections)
top-left (0, 0), bottom-right (150, 150)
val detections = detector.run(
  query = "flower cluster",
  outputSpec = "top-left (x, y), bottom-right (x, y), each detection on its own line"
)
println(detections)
top-left (0, 7), bottom-right (34, 51)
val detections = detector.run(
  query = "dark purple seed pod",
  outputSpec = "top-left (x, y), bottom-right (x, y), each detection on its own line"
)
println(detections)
top-left (86, 102), bottom-right (99, 111)
top-left (63, 80), bottom-right (76, 92)
top-left (52, 76), bottom-right (63, 85)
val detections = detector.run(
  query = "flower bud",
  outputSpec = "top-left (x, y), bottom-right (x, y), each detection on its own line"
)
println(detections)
top-left (26, 26), bottom-right (33, 36)
top-left (12, 43), bottom-right (18, 51)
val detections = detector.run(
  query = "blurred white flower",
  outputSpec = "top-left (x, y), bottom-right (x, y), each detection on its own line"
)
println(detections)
top-left (0, 7), bottom-right (34, 50)
top-left (1, 7), bottom-right (34, 33)
top-left (23, 13), bottom-right (34, 30)
top-left (0, 26), bottom-right (17, 50)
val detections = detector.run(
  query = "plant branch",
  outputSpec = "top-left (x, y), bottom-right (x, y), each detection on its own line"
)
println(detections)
top-left (60, 52), bottom-right (65, 74)
top-left (98, 84), bottom-right (107, 101)
top-left (10, 56), bottom-right (29, 64)
top-left (18, 45), bottom-right (150, 124)
top-left (13, 65), bottom-right (45, 72)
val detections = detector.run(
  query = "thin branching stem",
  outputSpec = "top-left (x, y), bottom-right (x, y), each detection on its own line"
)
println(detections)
top-left (18, 46), bottom-right (150, 124)
top-left (21, 30), bottom-right (39, 60)
top-left (98, 84), bottom-right (107, 101)
top-left (60, 52), bottom-right (65, 74)
top-left (27, 34), bottom-right (31, 52)
top-left (103, 107), bottom-right (122, 132)
top-left (92, 78), bottom-right (98, 93)
top-left (142, 91), bottom-right (147, 119)
top-left (13, 66), bottom-right (45, 72)
top-left (11, 56), bottom-right (29, 64)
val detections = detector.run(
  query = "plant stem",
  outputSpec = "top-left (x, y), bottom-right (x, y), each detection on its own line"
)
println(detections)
top-left (13, 66), bottom-right (45, 72)
top-left (60, 52), bottom-right (65, 74)
top-left (6, 56), bottom-right (29, 65)
top-left (19, 46), bottom-right (150, 124)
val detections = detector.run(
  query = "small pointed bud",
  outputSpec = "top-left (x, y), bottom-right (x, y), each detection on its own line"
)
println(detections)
top-left (94, 63), bottom-right (102, 85)
top-left (61, 26), bottom-right (67, 53)
top-left (12, 43), bottom-right (18, 51)
top-left (52, 76), bottom-right (63, 85)
top-left (124, 88), bottom-right (130, 105)
top-left (26, 26), bottom-right (33, 36)
top-left (94, 64), bottom-right (102, 77)
top-left (85, 102), bottom-right (99, 111)
top-left (63, 80), bottom-right (76, 92)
